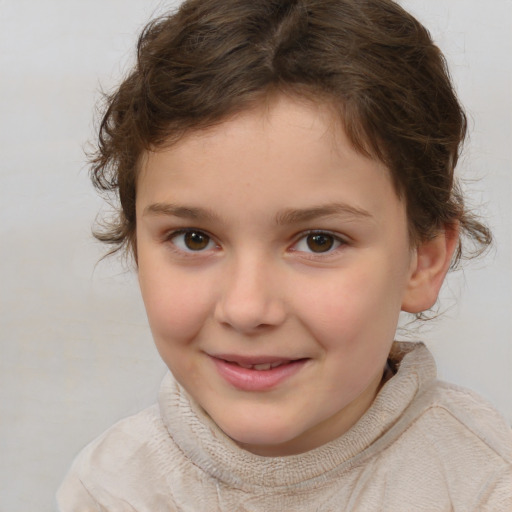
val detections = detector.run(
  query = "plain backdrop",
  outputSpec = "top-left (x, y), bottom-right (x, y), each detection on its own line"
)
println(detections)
top-left (0, 1), bottom-right (510, 510)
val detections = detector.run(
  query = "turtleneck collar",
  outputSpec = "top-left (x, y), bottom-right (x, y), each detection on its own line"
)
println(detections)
top-left (158, 342), bottom-right (437, 491)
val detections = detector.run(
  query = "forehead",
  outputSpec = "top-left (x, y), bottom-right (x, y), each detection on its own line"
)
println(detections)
top-left (146, 94), bottom-right (343, 165)
top-left (136, 95), bottom-right (403, 226)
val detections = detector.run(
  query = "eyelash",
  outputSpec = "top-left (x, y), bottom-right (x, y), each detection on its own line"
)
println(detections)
top-left (163, 228), bottom-right (348, 258)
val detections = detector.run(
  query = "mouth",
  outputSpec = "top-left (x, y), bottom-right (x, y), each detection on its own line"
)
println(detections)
top-left (213, 353), bottom-right (307, 368)
top-left (236, 361), bottom-right (290, 370)
top-left (209, 354), bottom-right (309, 391)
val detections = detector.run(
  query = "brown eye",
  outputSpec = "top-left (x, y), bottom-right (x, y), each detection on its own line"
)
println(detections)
top-left (170, 230), bottom-right (215, 252)
top-left (183, 231), bottom-right (211, 251)
top-left (306, 233), bottom-right (335, 253)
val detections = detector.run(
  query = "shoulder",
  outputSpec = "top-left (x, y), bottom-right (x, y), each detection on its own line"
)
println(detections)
top-left (416, 380), bottom-right (512, 465)
top-left (57, 404), bottom-right (180, 510)
top-left (387, 342), bottom-right (511, 465)
top-left (75, 403), bottom-right (170, 471)
top-left (400, 380), bottom-right (512, 509)
top-left (371, 378), bottom-right (512, 510)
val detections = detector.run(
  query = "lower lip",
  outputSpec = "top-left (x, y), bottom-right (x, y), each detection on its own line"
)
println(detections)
top-left (211, 357), bottom-right (308, 392)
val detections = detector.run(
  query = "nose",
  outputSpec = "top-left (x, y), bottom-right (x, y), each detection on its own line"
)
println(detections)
top-left (214, 253), bottom-right (286, 334)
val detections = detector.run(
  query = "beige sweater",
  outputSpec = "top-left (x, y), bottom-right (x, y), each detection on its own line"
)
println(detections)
top-left (57, 342), bottom-right (512, 511)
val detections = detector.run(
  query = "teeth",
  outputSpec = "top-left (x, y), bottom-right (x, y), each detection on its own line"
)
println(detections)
top-left (237, 361), bottom-right (288, 370)
top-left (252, 363), bottom-right (273, 371)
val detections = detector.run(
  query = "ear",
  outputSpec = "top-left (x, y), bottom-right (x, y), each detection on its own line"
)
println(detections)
top-left (401, 224), bottom-right (459, 314)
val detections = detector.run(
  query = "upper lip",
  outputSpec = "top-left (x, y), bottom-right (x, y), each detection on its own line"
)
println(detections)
top-left (209, 354), bottom-right (302, 365)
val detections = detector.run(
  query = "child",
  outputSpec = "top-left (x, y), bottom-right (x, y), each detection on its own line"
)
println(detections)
top-left (57, 0), bottom-right (512, 510)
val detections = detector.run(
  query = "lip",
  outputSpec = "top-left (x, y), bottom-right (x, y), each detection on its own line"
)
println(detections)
top-left (210, 355), bottom-right (308, 391)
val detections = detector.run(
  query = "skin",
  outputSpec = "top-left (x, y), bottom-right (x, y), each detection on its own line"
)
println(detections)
top-left (135, 94), bottom-right (455, 456)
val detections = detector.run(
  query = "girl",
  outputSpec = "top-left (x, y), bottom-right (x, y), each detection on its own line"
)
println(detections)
top-left (58, 0), bottom-right (512, 509)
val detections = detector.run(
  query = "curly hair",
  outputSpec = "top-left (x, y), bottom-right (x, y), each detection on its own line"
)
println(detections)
top-left (90, 0), bottom-right (491, 265)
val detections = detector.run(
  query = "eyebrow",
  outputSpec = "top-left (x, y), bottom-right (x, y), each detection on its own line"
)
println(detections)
top-left (142, 201), bottom-right (373, 224)
top-left (275, 203), bottom-right (373, 225)
top-left (143, 203), bottom-right (219, 221)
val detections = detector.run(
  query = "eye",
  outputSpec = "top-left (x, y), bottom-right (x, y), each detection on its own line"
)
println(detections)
top-left (293, 232), bottom-right (343, 254)
top-left (169, 230), bottom-right (217, 252)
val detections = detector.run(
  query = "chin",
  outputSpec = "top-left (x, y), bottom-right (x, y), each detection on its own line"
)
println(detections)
top-left (215, 415), bottom-right (306, 455)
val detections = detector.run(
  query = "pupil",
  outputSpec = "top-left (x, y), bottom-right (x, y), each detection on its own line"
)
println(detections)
top-left (307, 234), bottom-right (334, 253)
top-left (184, 231), bottom-right (209, 250)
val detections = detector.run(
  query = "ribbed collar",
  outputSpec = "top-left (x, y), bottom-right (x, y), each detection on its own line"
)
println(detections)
top-left (158, 342), bottom-right (436, 491)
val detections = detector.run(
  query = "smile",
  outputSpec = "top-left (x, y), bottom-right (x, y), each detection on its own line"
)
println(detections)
top-left (237, 361), bottom-right (288, 370)
top-left (209, 354), bottom-right (308, 391)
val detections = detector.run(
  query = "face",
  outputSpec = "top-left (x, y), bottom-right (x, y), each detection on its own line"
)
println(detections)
top-left (136, 95), bottom-right (418, 456)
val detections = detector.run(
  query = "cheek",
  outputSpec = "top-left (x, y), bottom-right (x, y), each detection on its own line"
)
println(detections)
top-left (294, 264), bottom-right (403, 348)
top-left (138, 266), bottom-right (214, 345)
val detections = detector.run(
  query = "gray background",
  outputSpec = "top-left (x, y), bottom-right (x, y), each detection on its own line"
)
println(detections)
top-left (1, 1), bottom-right (511, 510)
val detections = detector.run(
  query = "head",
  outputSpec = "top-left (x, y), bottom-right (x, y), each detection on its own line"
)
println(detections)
top-left (91, 0), bottom-right (491, 454)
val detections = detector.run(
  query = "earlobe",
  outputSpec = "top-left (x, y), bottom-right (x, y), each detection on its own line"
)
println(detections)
top-left (401, 224), bottom-right (459, 314)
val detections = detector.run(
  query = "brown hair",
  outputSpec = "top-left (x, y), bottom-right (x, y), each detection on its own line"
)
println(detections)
top-left (91, 0), bottom-right (491, 266)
